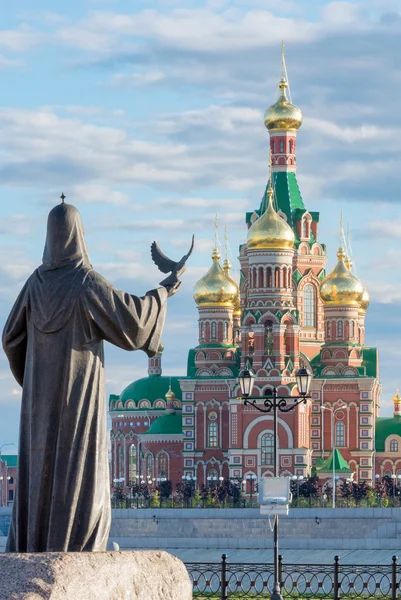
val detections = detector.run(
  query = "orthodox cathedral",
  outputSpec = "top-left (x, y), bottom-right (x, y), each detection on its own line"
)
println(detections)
top-left (109, 55), bottom-right (401, 491)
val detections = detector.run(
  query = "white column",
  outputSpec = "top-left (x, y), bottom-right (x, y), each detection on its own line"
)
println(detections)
top-left (203, 406), bottom-right (207, 448)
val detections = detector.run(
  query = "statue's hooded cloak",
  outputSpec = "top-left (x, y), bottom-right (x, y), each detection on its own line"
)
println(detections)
top-left (3, 203), bottom-right (167, 552)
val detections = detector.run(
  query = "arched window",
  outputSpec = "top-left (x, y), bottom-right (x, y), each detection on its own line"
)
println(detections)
top-left (326, 321), bottom-right (331, 340)
top-left (211, 322), bottom-right (217, 340)
top-left (128, 444), bottom-right (137, 481)
top-left (200, 322), bottom-right (205, 341)
top-left (279, 140), bottom-right (284, 153)
top-left (385, 470), bottom-right (392, 478)
top-left (8, 477), bottom-right (14, 485)
top-left (337, 321), bottom-right (343, 338)
top-left (302, 219), bottom-right (308, 238)
top-left (350, 320), bottom-right (354, 338)
top-left (284, 324), bottom-right (291, 357)
top-left (146, 453), bottom-right (153, 478)
top-left (335, 422), bottom-right (345, 447)
top-left (264, 320), bottom-right (274, 356)
top-left (274, 267), bottom-right (280, 288)
top-left (267, 267), bottom-right (272, 288)
top-left (159, 453), bottom-right (168, 478)
top-left (208, 422), bottom-right (218, 448)
top-left (261, 432), bottom-right (274, 465)
top-left (223, 322), bottom-right (228, 340)
top-left (208, 468), bottom-right (218, 480)
top-left (248, 331), bottom-right (255, 354)
top-left (390, 439), bottom-right (398, 452)
top-left (304, 285), bottom-right (316, 327)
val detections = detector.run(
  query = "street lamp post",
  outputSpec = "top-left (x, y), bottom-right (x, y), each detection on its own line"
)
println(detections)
top-left (246, 474), bottom-right (257, 506)
top-left (321, 405), bottom-right (347, 508)
top-left (238, 366), bottom-right (312, 600)
top-left (391, 474), bottom-right (396, 506)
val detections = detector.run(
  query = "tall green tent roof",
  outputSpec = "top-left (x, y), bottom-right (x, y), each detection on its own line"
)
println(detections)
top-left (317, 449), bottom-right (353, 474)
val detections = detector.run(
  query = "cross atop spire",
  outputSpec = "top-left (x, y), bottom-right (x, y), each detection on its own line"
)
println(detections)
top-left (60, 193), bottom-right (66, 204)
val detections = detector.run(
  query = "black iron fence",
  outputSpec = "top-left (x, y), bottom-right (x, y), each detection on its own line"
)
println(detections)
top-left (187, 554), bottom-right (399, 599)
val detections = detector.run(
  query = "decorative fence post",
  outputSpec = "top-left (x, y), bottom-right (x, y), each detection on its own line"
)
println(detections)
top-left (392, 555), bottom-right (398, 600)
top-left (278, 554), bottom-right (283, 590)
top-left (334, 555), bottom-right (340, 600)
top-left (221, 553), bottom-right (227, 600)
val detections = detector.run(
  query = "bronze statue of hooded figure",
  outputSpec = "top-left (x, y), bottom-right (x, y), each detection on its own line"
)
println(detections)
top-left (2, 203), bottom-right (173, 552)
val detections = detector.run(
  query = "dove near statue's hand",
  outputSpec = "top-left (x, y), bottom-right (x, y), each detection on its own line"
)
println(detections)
top-left (150, 234), bottom-right (195, 295)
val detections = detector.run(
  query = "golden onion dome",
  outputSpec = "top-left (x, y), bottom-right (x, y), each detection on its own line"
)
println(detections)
top-left (264, 77), bottom-right (303, 132)
top-left (233, 293), bottom-right (242, 317)
top-left (393, 389), bottom-right (401, 405)
top-left (193, 248), bottom-right (238, 307)
top-left (320, 247), bottom-right (364, 306)
top-left (360, 287), bottom-right (370, 313)
top-left (247, 186), bottom-right (295, 250)
top-left (165, 384), bottom-right (175, 403)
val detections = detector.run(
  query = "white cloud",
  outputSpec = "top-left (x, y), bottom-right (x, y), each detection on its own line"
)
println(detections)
top-left (72, 184), bottom-right (129, 205)
top-left (0, 26), bottom-right (45, 52)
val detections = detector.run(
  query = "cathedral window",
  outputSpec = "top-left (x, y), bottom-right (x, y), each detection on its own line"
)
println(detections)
top-left (200, 322), bottom-right (205, 341)
top-left (274, 267), bottom-right (280, 288)
top-left (337, 321), bottom-right (343, 338)
top-left (279, 140), bottom-right (284, 153)
top-left (129, 444), bottom-right (137, 482)
top-left (146, 453), bottom-right (154, 478)
top-left (208, 422), bottom-right (218, 448)
top-left (248, 331), bottom-right (255, 355)
top-left (159, 453), bottom-right (168, 478)
top-left (304, 285), bottom-right (316, 327)
top-left (350, 320), bottom-right (354, 338)
top-left (223, 322), bottom-right (228, 340)
top-left (335, 422), bottom-right (345, 447)
top-left (264, 321), bottom-right (274, 356)
top-left (390, 439), bottom-right (398, 452)
top-left (208, 468), bottom-right (218, 480)
top-left (261, 432), bottom-right (274, 465)
top-left (119, 445), bottom-right (124, 479)
top-left (211, 322), bottom-right (217, 340)
top-left (267, 267), bottom-right (272, 288)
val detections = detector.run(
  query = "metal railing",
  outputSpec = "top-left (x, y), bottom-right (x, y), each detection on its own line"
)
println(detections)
top-left (187, 554), bottom-right (399, 599)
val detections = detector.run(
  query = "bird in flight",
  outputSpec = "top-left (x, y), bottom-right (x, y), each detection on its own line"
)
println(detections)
top-left (151, 234), bottom-right (195, 286)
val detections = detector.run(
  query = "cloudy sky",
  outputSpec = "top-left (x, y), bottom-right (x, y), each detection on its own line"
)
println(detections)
top-left (0, 0), bottom-right (400, 447)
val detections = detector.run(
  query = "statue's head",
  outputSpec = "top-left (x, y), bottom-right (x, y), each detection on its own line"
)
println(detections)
top-left (42, 203), bottom-right (91, 269)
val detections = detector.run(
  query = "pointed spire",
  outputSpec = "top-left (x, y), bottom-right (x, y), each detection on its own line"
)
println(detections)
top-left (223, 226), bottom-right (231, 273)
top-left (281, 40), bottom-right (292, 103)
top-left (212, 214), bottom-right (220, 262)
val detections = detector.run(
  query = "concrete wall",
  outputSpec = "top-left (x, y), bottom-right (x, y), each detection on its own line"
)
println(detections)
top-left (2, 507), bottom-right (400, 553)
top-left (110, 508), bottom-right (401, 551)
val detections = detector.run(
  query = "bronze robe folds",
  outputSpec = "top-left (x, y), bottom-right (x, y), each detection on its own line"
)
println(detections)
top-left (2, 203), bottom-right (167, 552)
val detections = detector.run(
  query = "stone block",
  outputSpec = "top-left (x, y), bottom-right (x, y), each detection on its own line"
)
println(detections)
top-left (0, 550), bottom-right (192, 600)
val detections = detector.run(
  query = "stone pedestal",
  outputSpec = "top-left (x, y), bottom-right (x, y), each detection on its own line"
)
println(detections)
top-left (0, 550), bottom-right (192, 599)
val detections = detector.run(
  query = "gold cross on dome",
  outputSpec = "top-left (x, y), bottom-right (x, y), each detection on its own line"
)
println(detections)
top-left (60, 193), bottom-right (66, 203)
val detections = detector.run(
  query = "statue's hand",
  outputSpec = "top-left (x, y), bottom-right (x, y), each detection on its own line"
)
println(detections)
top-left (164, 280), bottom-right (181, 298)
